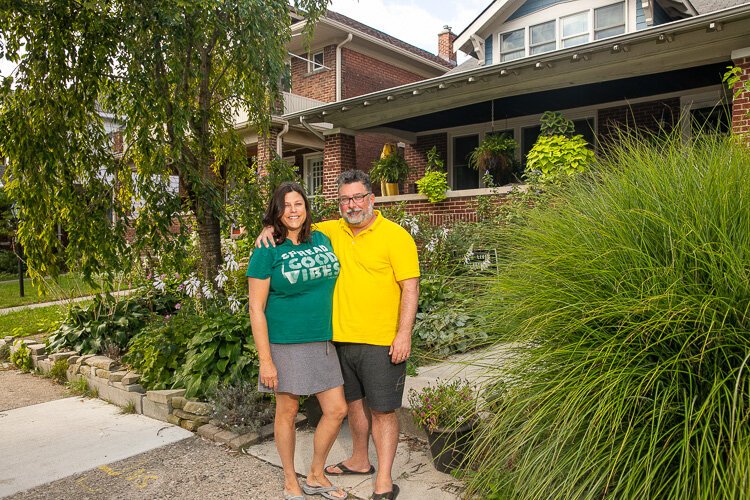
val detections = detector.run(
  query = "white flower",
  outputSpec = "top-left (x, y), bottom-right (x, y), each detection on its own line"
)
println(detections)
top-left (479, 252), bottom-right (492, 271)
top-left (215, 270), bottom-right (228, 290)
top-left (440, 227), bottom-right (450, 239)
top-left (223, 253), bottom-right (239, 272)
top-left (201, 283), bottom-right (214, 299)
top-left (228, 295), bottom-right (242, 313)
top-left (463, 244), bottom-right (475, 265)
top-left (152, 276), bottom-right (166, 293)
top-left (426, 237), bottom-right (438, 253)
top-left (183, 274), bottom-right (201, 298)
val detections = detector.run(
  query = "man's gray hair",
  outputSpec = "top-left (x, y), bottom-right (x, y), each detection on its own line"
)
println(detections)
top-left (337, 169), bottom-right (372, 193)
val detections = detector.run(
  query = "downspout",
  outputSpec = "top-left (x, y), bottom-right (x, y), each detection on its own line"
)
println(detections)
top-left (300, 115), bottom-right (324, 141)
top-left (276, 119), bottom-right (289, 157)
top-left (336, 33), bottom-right (353, 102)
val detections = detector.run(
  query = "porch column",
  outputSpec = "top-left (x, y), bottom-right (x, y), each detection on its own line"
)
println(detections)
top-left (257, 127), bottom-right (280, 172)
top-left (323, 129), bottom-right (357, 198)
top-left (731, 48), bottom-right (750, 138)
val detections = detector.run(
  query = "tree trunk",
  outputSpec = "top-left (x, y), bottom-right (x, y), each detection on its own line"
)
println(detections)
top-left (195, 198), bottom-right (223, 283)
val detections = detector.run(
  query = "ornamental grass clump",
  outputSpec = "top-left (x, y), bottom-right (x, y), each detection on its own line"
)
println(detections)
top-left (466, 132), bottom-right (750, 499)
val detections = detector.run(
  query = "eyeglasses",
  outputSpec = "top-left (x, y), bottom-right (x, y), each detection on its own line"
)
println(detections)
top-left (338, 192), bottom-right (371, 206)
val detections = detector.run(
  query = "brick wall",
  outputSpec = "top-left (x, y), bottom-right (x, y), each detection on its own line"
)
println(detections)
top-left (377, 193), bottom-right (508, 226)
top-left (438, 29), bottom-right (457, 65)
top-left (290, 45), bottom-right (338, 103)
top-left (731, 56), bottom-right (750, 138)
top-left (341, 48), bottom-right (426, 99)
top-left (597, 97), bottom-right (680, 146)
top-left (323, 133), bottom-right (356, 197)
top-left (256, 127), bottom-right (279, 170)
top-left (403, 133), bottom-right (448, 193)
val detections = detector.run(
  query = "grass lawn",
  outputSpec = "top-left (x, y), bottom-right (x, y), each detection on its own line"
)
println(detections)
top-left (0, 303), bottom-right (72, 339)
top-left (0, 274), bottom-right (106, 309)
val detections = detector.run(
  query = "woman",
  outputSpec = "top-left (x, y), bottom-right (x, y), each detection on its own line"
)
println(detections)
top-left (247, 182), bottom-right (348, 500)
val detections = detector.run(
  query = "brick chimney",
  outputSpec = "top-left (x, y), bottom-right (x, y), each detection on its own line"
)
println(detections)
top-left (438, 25), bottom-right (457, 65)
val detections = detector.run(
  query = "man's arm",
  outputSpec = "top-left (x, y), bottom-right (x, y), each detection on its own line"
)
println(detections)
top-left (389, 277), bottom-right (419, 364)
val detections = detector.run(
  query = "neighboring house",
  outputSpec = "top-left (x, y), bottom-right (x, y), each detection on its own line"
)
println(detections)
top-left (239, 9), bottom-right (454, 196)
top-left (280, 0), bottom-right (750, 223)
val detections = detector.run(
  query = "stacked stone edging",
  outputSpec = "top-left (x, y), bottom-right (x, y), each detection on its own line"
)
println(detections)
top-left (1, 337), bottom-right (293, 450)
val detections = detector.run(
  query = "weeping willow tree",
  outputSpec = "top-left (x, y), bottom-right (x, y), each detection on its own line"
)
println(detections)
top-left (0, 0), bottom-right (327, 284)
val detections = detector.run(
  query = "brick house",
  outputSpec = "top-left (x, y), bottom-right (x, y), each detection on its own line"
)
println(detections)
top-left (238, 9), bottom-right (454, 196)
top-left (281, 0), bottom-right (750, 224)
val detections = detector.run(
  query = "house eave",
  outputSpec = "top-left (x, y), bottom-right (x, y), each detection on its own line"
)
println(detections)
top-left (283, 4), bottom-right (750, 131)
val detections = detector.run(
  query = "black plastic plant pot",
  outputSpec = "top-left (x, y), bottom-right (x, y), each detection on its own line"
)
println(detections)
top-left (426, 421), bottom-right (475, 474)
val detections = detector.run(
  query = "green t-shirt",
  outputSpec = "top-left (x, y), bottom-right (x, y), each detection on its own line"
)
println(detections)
top-left (246, 230), bottom-right (340, 344)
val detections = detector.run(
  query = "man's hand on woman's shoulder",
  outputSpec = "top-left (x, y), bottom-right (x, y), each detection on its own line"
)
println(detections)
top-left (255, 226), bottom-right (276, 248)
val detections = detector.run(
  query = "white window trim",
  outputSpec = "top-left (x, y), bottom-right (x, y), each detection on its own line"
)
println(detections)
top-left (303, 152), bottom-right (324, 195)
top-left (308, 50), bottom-right (324, 73)
top-left (494, 0), bottom-right (629, 63)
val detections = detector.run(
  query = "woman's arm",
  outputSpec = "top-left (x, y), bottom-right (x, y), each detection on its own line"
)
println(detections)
top-left (248, 277), bottom-right (278, 391)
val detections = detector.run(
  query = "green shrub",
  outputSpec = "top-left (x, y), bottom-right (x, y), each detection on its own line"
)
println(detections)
top-left (0, 249), bottom-right (19, 274)
top-left (10, 341), bottom-right (32, 372)
top-left (525, 134), bottom-right (593, 184)
top-left (467, 132), bottom-right (750, 498)
top-left (173, 308), bottom-right (258, 399)
top-left (124, 313), bottom-right (195, 390)
top-left (416, 146), bottom-right (449, 203)
top-left (47, 293), bottom-right (152, 354)
top-left (209, 379), bottom-right (275, 434)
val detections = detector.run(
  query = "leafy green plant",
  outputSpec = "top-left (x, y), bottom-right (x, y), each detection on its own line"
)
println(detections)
top-left (47, 294), bottom-right (152, 354)
top-left (173, 309), bottom-right (258, 398)
top-left (525, 134), bottom-right (593, 184)
top-left (469, 134), bottom-right (517, 173)
top-left (209, 379), bottom-right (275, 434)
top-left (370, 149), bottom-right (409, 183)
top-left (0, 341), bottom-right (9, 361)
top-left (408, 378), bottom-right (475, 432)
top-left (10, 341), bottom-right (32, 372)
top-left (539, 111), bottom-right (575, 137)
top-left (416, 147), bottom-right (449, 203)
top-left (48, 358), bottom-right (69, 384)
top-left (124, 313), bottom-right (194, 391)
top-left (467, 132), bottom-right (750, 498)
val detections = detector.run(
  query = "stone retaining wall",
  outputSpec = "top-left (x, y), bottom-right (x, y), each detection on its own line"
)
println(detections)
top-left (1, 336), bottom-right (289, 450)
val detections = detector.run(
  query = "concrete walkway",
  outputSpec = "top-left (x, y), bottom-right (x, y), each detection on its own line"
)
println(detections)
top-left (0, 397), bottom-right (193, 497)
top-left (0, 289), bottom-right (135, 315)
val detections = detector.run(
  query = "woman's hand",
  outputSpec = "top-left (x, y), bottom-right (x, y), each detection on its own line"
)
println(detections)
top-left (255, 226), bottom-right (276, 248)
top-left (259, 360), bottom-right (278, 391)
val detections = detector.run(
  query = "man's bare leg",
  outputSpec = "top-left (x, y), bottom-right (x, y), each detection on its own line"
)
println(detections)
top-left (370, 409), bottom-right (399, 494)
top-left (325, 398), bottom-right (373, 474)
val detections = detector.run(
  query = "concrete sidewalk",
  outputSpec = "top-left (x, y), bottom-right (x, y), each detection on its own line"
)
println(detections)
top-left (0, 397), bottom-right (193, 498)
top-left (245, 343), bottom-right (512, 499)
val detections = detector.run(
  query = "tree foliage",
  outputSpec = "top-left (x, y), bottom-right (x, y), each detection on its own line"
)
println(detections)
top-left (0, 0), bottom-right (328, 284)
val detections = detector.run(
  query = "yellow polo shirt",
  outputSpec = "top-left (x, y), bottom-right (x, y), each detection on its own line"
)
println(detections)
top-left (315, 210), bottom-right (420, 346)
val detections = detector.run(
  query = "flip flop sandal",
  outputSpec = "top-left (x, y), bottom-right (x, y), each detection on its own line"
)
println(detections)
top-left (283, 491), bottom-right (305, 500)
top-left (302, 481), bottom-right (348, 499)
top-left (371, 484), bottom-right (399, 500)
top-left (324, 462), bottom-right (376, 476)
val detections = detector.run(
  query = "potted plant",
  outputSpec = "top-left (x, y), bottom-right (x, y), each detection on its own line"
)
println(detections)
top-left (408, 378), bottom-right (477, 473)
top-left (416, 146), bottom-right (449, 203)
top-left (525, 111), bottom-right (594, 184)
top-left (469, 133), bottom-right (518, 185)
top-left (370, 144), bottom-right (409, 196)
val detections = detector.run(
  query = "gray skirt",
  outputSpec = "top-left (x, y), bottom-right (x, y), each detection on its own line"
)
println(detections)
top-left (258, 341), bottom-right (344, 396)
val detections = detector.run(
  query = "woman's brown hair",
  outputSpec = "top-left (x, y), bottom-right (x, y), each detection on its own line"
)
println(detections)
top-left (262, 181), bottom-right (312, 244)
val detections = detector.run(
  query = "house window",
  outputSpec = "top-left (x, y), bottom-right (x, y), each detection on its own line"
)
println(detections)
top-left (561, 11), bottom-right (589, 48)
top-left (595, 2), bottom-right (626, 40)
top-left (308, 51), bottom-right (324, 72)
top-left (452, 135), bottom-right (480, 190)
top-left (530, 20), bottom-right (555, 55)
top-left (304, 154), bottom-right (324, 195)
top-left (501, 29), bottom-right (525, 62)
top-left (484, 34), bottom-right (494, 65)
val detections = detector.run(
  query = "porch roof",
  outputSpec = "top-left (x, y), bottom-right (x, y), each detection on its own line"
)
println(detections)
top-left (283, 4), bottom-right (750, 134)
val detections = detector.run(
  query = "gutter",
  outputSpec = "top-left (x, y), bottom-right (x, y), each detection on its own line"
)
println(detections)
top-left (276, 119), bottom-right (290, 156)
top-left (336, 33), bottom-right (354, 101)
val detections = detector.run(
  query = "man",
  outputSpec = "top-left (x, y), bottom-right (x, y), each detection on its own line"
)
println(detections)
top-left (258, 169), bottom-right (419, 500)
